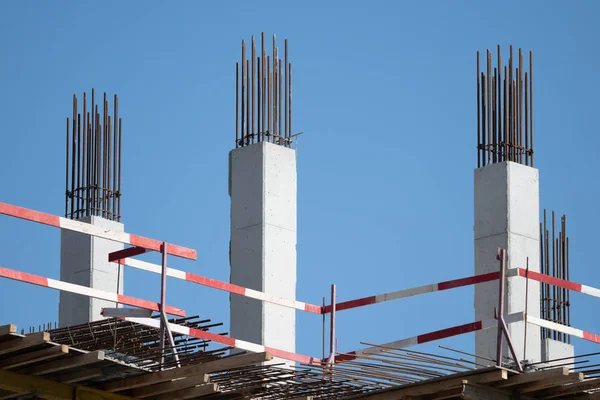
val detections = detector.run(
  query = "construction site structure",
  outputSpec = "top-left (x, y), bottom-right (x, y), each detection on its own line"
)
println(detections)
top-left (0, 37), bottom-right (599, 399)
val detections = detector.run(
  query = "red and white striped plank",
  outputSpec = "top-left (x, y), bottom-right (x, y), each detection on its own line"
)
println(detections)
top-left (0, 202), bottom-right (196, 260)
top-left (526, 315), bottom-right (600, 344)
top-left (336, 312), bottom-right (525, 362)
top-left (0, 266), bottom-right (186, 317)
top-left (324, 271), bottom-right (501, 313)
top-left (116, 257), bottom-right (323, 314)
top-left (123, 317), bottom-right (322, 365)
top-left (517, 268), bottom-right (600, 299)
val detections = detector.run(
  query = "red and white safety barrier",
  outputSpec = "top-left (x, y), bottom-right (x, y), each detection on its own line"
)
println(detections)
top-left (336, 312), bottom-right (524, 362)
top-left (526, 315), bottom-right (600, 344)
top-left (0, 266), bottom-right (186, 317)
top-left (518, 268), bottom-right (600, 299)
top-left (325, 271), bottom-right (501, 313)
top-left (0, 202), bottom-right (196, 260)
top-left (123, 317), bottom-right (322, 365)
top-left (116, 257), bottom-right (323, 314)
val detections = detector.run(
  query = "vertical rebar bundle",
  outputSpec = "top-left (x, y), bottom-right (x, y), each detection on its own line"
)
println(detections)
top-left (476, 46), bottom-right (534, 168)
top-left (540, 210), bottom-right (571, 343)
top-left (65, 89), bottom-right (122, 222)
top-left (235, 33), bottom-right (293, 148)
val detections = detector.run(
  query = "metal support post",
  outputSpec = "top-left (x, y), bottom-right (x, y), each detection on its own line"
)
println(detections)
top-left (328, 284), bottom-right (336, 365)
top-left (159, 242), bottom-right (180, 370)
top-left (495, 248), bottom-right (524, 372)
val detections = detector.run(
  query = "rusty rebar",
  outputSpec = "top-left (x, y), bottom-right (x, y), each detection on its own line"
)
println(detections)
top-left (65, 89), bottom-right (122, 221)
top-left (477, 46), bottom-right (533, 167)
top-left (540, 209), bottom-right (571, 343)
top-left (235, 33), bottom-right (294, 149)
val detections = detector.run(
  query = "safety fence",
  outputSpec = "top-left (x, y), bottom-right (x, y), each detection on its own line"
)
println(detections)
top-left (2, 200), bottom-right (600, 367)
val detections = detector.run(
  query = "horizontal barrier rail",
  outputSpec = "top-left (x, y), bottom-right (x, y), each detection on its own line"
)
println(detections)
top-left (336, 312), bottom-right (525, 362)
top-left (0, 266), bottom-right (186, 317)
top-left (526, 315), bottom-right (600, 345)
top-left (518, 268), bottom-right (600, 299)
top-left (325, 271), bottom-right (502, 313)
top-left (116, 257), bottom-right (323, 314)
top-left (0, 202), bottom-right (196, 260)
top-left (123, 317), bottom-right (321, 365)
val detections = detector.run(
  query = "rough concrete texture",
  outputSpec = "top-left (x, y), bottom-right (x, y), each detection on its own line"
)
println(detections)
top-left (229, 141), bottom-right (297, 366)
top-left (474, 161), bottom-right (541, 363)
top-left (59, 216), bottom-right (124, 327)
top-left (541, 338), bottom-right (574, 368)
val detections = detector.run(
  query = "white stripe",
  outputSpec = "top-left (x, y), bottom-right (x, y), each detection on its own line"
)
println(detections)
top-left (47, 278), bottom-right (120, 302)
top-left (60, 218), bottom-right (132, 246)
top-left (125, 317), bottom-right (192, 336)
top-left (375, 284), bottom-right (437, 303)
top-left (526, 315), bottom-right (584, 339)
top-left (235, 339), bottom-right (266, 354)
top-left (119, 259), bottom-right (313, 313)
top-left (357, 336), bottom-right (419, 356)
top-left (121, 258), bottom-right (187, 280)
top-left (581, 284), bottom-right (600, 299)
top-left (245, 288), bottom-right (308, 311)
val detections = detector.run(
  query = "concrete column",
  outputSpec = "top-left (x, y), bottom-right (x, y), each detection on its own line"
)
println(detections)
top-left (474, 161), bottom-right (541, 364)
top-left (229, 141), bottom-right (296, 365)
top-left (59, 216), bottom-right (124, 327)
top-left (542, 338), bottom-right (574, 368)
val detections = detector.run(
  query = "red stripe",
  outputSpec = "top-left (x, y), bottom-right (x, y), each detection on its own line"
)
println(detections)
top-left (0, 203), bottom-right (60, 227)
top-left (438, 271), bottom-right (500, 290)
top-left (583, 331), bottom-right (600, 344)
top-left (417, 320), bottom-right (483, 344)
top-left (265, 346), bottom-right (321, 365)
top-left (304, 304), bottom-right (323, 314)
top-left (519, 269), bottom-right (582, 292)
top-left (108, 247), bottom-right (147, 262)
top-left (0, 266), bottom-right (49, 287)
top-left (335, 352), bottom-right (357, 362)
top-left (186, 272), bottom-right (246, 295)
top-left (326, 296), bottom-right (377, 313)
top-left (129, 235), bottom-right (197, 261)
top-left (117, 294), bottom-right (185, 317)
top-left (189, 327), bottom-right (236, 347)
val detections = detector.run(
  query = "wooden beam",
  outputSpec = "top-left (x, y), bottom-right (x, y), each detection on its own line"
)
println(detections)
top-left (494, 366), bottom-right (569, 387)
top-left (147, 383), bottom-right (219, 400)
top-left (0, 369), bottom-right (136, 400)
top-left (17, 350), bottom-right (104, 376)
top-left (352, 369), bottom-right (508, 399)
top-left (568, 392), bottom-right (600, 400)
top-left (0, 325), bottom-right (16, 337)
top-left (534, 378), bottom-right (600, 399)
top-left (57, 368), bottom-right (103, 384)
top-left (101, 351), bottom-right (272, 392)
top-left (0, 332), bottom-right (49, 356)
top-left (0, 345), bottom-right (69, 369)
top-left (129, 374), bottom-right (210, 398)
top-left (462, 382), bottom-right (535, 400)
top-left (518, 372), bottom-right (583, 393)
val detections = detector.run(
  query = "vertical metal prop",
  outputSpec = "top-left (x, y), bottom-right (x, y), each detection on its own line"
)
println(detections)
top-left (477, 46), bottom-right (534, 167)
top-left (495, 248), bottom-right (524, 372)
top-left (160, 242), bottom-right (180, 370)
top-left (540, 210), bottom-right (571, 343)
top-left (65, 90), bottom-right (122, 221)
top-left (328, 284), bottom-right (336, 365)
top-left (235, 33), bottom-right (294, 148)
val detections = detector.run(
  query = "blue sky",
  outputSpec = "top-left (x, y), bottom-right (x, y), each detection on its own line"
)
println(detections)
top-left (0, 0), bottom-right (599, 362)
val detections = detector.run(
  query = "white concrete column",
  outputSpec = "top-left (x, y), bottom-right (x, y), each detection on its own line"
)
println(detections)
top-left (59, 216), bottom-right (124, 327)
top-left (229, 141), bottom-right (297, 365)
top-left (474, 161), bottom-right (541, 364)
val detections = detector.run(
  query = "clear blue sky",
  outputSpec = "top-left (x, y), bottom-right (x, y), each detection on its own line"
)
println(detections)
top-left (1, 1), bottom-right (599, 362)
